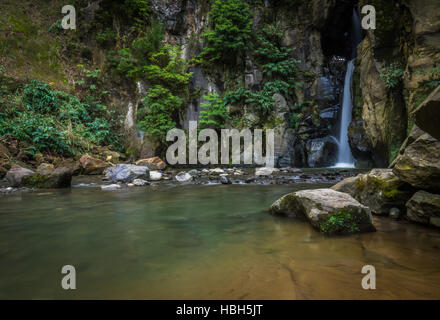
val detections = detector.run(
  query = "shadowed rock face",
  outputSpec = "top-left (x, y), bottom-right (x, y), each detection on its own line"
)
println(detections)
top-left (414, 86), bottom-right (440, 141)
top-left (269, 188), bottom-right (375, 235)
top-left (393, 133), bottom-right (440, 193)
top-left (406, 190), bottom-right (440, 228)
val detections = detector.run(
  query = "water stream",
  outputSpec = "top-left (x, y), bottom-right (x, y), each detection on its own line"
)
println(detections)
top-left (1, 183), bottom-right (440, 299)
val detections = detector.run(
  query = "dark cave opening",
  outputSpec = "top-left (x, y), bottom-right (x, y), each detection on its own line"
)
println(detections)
top-left (320, 0), bottom-right (362, 60)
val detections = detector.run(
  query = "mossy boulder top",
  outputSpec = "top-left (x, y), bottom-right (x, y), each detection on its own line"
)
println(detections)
top-left (269, 188), bottom-right (376, 235)
top-left (332, 168), bottom-right (415, 215)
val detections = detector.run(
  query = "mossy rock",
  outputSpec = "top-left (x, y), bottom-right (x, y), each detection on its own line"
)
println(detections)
top-left (21, 167), bottom-right (72, 189)
top-left (269, 188), bottom-right (375, 235)
top-left (332, 169), bottom-right (415, 215)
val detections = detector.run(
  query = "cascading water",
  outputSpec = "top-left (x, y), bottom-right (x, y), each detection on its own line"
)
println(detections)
top-left (333, 8), bottom-right (362, 168)
top-left (334, 59), bottom-right (355, 168)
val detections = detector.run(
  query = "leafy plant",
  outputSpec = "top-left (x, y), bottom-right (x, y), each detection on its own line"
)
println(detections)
top-left (199, 94), bottom-right (230, 130)
top-left (379, 62), bottom-right (404, 88)
top-left (199, 0), bottom-right (252, 64)
top-left (320, 210), bottom-right (360, 235)
top-left (137, 85), bottom-right (183, 143)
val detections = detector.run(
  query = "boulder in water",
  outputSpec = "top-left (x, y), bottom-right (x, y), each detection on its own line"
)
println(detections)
top-left (269, 188), bottom-right (375, 235)
top-left (105, 164), bottom-right (150, 183)
top-left (21, 166), bottom-right (72, 188)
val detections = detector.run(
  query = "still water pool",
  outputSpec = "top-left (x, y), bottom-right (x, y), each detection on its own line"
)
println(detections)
top-left (1, 183), bottom-right (440, 299)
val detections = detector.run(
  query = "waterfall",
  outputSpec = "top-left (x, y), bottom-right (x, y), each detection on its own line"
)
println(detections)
top-left (334, 59), bottom-right (355, 168)
top-left (333, 8), bottom-right (362, 168)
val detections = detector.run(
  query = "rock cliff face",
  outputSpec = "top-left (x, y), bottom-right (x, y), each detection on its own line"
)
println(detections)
top-left (141, 0), bottom-right (362, 166)
top-left (352, 0), bottom-right (440, 167)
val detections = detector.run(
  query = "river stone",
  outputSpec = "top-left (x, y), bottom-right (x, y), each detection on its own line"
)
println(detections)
top-left (80, 155), bottom-right (108, 175)
top-left (5, 167), bottom-right (35, 187)
top-left (209, 168), bottom-right (225, 174)
top-left (175, 172), bottom-right (193, 182)
top-left (255, 167), bottom-right (278, 176)
top-left (269, 188), bottom-right (375, 235)
top-left (135, 157), bottom-right (167, 170)
top-left (393, 132), bottom-right (440, 192)
top-left (149, 171), bottom-right (162, 181)
top-left (406, 191), bottom-right (440, 228)
top-left (21, 167), bottom-right (72, 189)
top-left (133, 179), bottom-right (150, 186)
top-left (101, 184), bottom-right (121, 191)
top-left (220, 175), bottom-right (231, 185)
top-left (105, 164), bottom-right (150, 183)
top-left (332, 169), bottom-right (414, 215)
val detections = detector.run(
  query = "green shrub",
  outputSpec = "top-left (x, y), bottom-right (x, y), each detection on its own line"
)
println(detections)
top-left (199, 0), bottom-right (252, 64)
top-left (0, 80), bottom-right (121, 155)
top-left (23, 81), bottom-right (60, 113)
top-left (199, 93), bottom-right (230, 130)
top-left (137, 85), bottom-right (184, 143)
top-left (379, 62), bottom-right (404, 88)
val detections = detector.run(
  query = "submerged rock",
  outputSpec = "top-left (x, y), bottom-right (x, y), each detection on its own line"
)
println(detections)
top-left (406, 191), bottom-right (440, 228)
top-left (105, 164), bottom-right (150, 183)
top-left (135, 157), bottom-right (167, 170)
top-left (269, 188), bottom-right (375, 235)
top-left (332, 169), bottom-right (414, 215)
top-left (175, 172), bottom-right (193, 182)
top-left (80, 155), bottom-right (108, 175)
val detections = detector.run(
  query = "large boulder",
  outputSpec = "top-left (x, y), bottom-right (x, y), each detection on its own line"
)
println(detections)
top-left (22, 167), bottom-right (72, 188)
top-left (5, 167), bottom-right (35, 187)
top-left (332, 169), bottom-right (414, 215)
top-left (414, 85), bottom-right (440, 140)
top-left (135, 157), bottom-right (167, 170)
top-left (79, 155), bottom-right (108, 175)
top-left (105, 164), bottom-right (150, 183)
top-left (393, 132), bottom-right (440, 192)
top-left (406, 190), bottom-right (440, 228)
top-left (269, 188), bottom-right (375, 235)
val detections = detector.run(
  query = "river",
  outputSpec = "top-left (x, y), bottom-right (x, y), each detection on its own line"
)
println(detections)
top-left (1, 182), bottom-right (440, 299)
